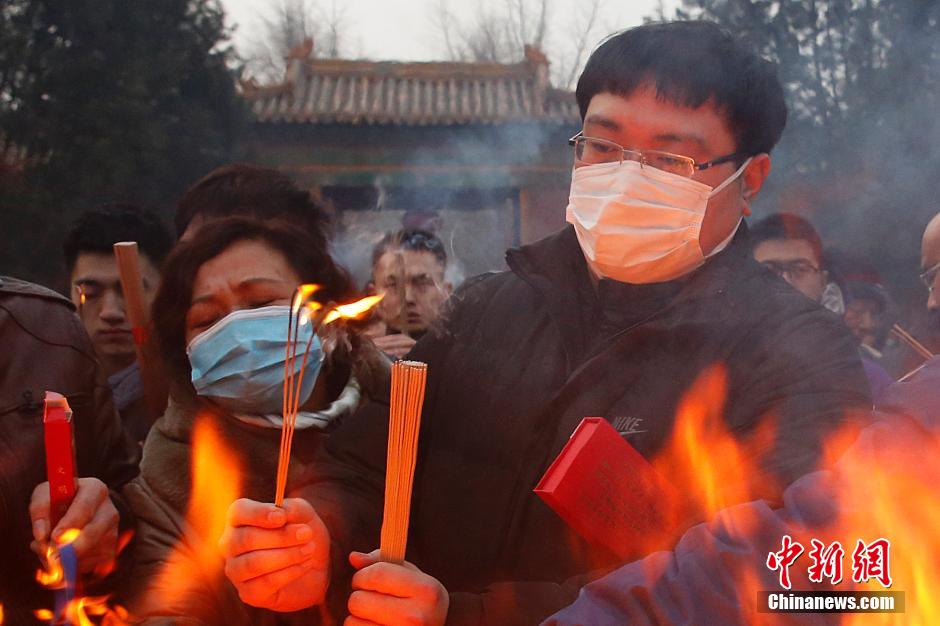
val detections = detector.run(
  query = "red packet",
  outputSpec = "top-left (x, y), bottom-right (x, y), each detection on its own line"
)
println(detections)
top-left (534, 417), bottom-right (672, 559)
top-left (43, 391), bottom-right (77, 529)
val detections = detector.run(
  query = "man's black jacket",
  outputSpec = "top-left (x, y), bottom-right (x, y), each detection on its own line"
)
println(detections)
top-left (295, 225), bottom-right (871, 625)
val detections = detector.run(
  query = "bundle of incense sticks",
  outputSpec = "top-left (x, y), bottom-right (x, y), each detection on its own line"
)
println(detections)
top-left (274, 287), bottom-right (385, 506)
top-left (891, 323), bottom-right (933, 360)
top-left (380, 360), bottom-right (428, 563)
top-left (275, 286), bottom-right (323, 507)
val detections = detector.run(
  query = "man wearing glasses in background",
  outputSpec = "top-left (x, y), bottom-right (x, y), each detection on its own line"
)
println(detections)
top-left (751, 212), bottom-right (893, 400)
top-left (922, 211), bottom-right (940, 333)
top-left (219, 21), bottom-right (871, 626)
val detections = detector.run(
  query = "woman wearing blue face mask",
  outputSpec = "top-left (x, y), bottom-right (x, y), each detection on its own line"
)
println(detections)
top-left (116, 217), bottom-right (390, 625)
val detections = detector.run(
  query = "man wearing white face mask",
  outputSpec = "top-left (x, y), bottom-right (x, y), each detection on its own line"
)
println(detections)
top-left (221, 21), bottom-right (872, 626)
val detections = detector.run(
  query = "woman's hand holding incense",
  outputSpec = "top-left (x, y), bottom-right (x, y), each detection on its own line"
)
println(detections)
top-left (346, 549), bottom-right (448, 626)
top-left (29, 477), bottom-right (119, 575)
top-left (219, 497), bottom-right (330, 612)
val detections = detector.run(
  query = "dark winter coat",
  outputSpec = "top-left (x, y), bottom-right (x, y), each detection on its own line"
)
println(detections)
top-left (0, 277), bottom-right (140, 624)
top-left (544, 357), bottom-right (940, 626)
top-left (116, 340), bottom-right (390, 626)
top-left (298, 225), bottom-right (872, 626)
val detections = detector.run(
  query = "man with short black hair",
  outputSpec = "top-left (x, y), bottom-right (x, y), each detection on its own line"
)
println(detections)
top-left (751, 212), bottom-right (829, 302)
top-left (366, 229), bottom-right (453, 358)
top-left (63, 204), bottom-right (172, 441)
top-left (220, 21), bottom-right (870, 625)
top-left (751, 213), bottom-right (893, 399)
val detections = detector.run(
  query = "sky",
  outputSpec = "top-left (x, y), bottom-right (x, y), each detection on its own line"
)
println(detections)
top-left (220, 0), bottom-right (675, 79)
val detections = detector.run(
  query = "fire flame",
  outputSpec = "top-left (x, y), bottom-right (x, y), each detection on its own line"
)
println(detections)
top-left (646, 363), bottom-right (777, 547)
top-left (291, 284), bottom-right (319, 315)
top-left (35, 528), bottom-right (80, 588)
top-left (322, 294), bottom-right (384, 325)
top-left (64, 595), bottom-right (129, 626)
top-left (832, 416), bottom-right (940, 626)
top-left (152, 413), bottom-right (241, 604)
top-left (643, 363), bottom-right (939, 624)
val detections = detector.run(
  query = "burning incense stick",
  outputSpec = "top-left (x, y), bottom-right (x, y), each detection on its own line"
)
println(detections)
top-left (113, 243), bottom-right (150, 351)
top-left (380, 360), bottom-right (427, 563)
top-left (114, 241), bottom-right (167, 418)
top-left (890, 323), bottom-right (933, 360)
top-left (274, 287), bottom-right (384, 506)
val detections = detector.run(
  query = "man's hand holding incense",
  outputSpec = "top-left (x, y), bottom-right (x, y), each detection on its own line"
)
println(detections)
top-left (372, 333), bottom-right (417, 359)
top-left (219, 497), bottom-right (330, 612)
top-left (29, 477), bottom-right (119, 574)
top-left (346, 549), bottom-right (448, 626)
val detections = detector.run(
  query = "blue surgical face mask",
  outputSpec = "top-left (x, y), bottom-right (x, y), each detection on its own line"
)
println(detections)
top-left (186, 305), bottom-right (323, 415)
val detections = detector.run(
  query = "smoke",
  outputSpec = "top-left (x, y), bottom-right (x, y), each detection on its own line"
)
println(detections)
top-left (325, 121), bottom-right (577, 293)
top-left (673, 0), bottom-right (940, 340)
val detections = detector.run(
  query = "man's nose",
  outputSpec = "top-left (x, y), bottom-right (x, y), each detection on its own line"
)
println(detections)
top-left (99, 290), bottom-right (126, 323)
top-left (928, 289), bottom-right (939, 313)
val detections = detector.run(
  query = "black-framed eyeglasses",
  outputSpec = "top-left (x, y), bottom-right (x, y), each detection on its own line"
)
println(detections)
top-left (761, 260), bottom-right (822, 281)
top-left (568, 132), bottom-right (747, 178)
top-left (921, 260), bottom-right (940, 293)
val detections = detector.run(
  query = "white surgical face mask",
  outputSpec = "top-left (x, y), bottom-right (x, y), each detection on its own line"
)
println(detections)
top-left (566, 157), bottom-right (752, 284)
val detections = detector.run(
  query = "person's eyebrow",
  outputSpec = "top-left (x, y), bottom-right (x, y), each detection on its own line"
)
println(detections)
top-left (73, 277), bottom-right (103, 286)
top-left (652, 132), bottom-right (708, 150)
top-left (236, 277), bottom-right (288, 290)
top-left (191, 277), bottom-right (288, 306)
top-left (583, 114), bottom-right (621, 131)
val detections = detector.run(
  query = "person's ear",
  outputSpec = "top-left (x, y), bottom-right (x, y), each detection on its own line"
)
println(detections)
top-left (741, 153), bottom-right (771, 216)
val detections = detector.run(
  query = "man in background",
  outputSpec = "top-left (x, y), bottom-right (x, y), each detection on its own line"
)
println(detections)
top-left (63, 204), bottom-right (172, 441)
top-left (366, 229), bottom-right (453, 358)
top-left (751, 212), bottom-right (892, 400)
top-left (922, 212), bottom-right (940, 340)
top-left (751, 212), bottom-right (829, 303)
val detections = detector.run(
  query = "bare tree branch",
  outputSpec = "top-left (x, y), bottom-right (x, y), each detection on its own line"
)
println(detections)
top-left (242, 0), bottom-right (344, 83)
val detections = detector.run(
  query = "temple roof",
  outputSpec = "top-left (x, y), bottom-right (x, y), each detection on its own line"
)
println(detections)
top-left (242, 42), bottom-right (580, 127)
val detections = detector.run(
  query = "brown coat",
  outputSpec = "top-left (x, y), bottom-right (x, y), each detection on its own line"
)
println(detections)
top-left (117, 341), bottom-right (389, 626)
top-left (0, 277), bottom-right (140, 624)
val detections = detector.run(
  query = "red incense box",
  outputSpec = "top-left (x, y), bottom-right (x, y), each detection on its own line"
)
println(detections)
top-left (534, 417), bottom-right (672, 559)
top-left (43, 391), bottom-right (77, 529)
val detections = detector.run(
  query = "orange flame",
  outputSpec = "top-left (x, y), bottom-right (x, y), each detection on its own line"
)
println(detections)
top-left (829, 417), bottom-right (940, 626)
top-left (322, 294), bottom-right (384, 325)
top-left (0, 602), bottom-right (4, 625)
top-left (646, 363), bottom-right (777, 548)
top-left (36, 546), bottom-right (65, 588)
top-left (152, 413), bottom-right (241, 604)
top-left (57, 528), bottom-right (81, 545)
top-left (64, 595), bottom-right (129, 626)
top-left (34, 609), bottom-right (54, 622)
top-left (643, 364), bottom-right (939, 625)
top-left (35, 528), bottom-right (83, 588)
top-left (291, 284), bottom-right (319, 315)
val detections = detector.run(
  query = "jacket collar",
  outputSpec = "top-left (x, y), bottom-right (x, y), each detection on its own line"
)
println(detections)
top-left (505, 223), bottom-right (757, 371)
